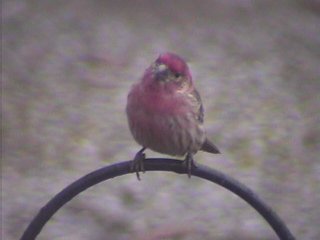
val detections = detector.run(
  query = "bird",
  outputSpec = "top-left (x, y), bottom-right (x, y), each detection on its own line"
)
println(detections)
top-left (126, 52), bottom-right (220, 180)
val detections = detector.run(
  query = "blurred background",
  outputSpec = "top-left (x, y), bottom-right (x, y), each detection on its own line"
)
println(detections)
top-left (2, 0), bottom-right (320, 239)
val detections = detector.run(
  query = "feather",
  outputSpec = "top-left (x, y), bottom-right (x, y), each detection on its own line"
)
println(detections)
top-left (201, 139), bottom-right (220, 154)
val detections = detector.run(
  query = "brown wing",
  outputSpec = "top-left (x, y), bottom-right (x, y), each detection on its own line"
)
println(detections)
top-left (191, 89), bottom-right (221, 154)
top-left (190, 88), bottom-right (204, 123)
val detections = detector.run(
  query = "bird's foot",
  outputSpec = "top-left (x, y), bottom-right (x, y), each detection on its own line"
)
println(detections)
top-left (183, 153), bottom-right (197, 178)
top-left (131, 147), bottom-right (146, 181)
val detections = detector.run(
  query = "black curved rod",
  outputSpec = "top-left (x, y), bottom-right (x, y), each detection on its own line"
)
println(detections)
top-left (20, 159), bottom-right (295, 240)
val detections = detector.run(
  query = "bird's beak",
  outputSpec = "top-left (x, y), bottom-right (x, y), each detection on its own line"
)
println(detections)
top-left (155, 64), bottom-right (169, 82)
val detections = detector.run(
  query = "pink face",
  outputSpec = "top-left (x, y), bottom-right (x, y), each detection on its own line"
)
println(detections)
top-left (155, 53), bottom-right (191, 79)
top-left (142, 53), bottom-right (193, 94)
top-left (142, 53), bottom-right (193, 92)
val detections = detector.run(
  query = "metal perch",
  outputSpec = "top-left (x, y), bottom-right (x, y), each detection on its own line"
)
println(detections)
top-left (20, 158), bottom-right (295, 240)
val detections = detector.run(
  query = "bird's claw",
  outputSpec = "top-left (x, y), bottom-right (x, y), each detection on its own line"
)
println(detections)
top-left (131, 147), bottom-right (146, 180)
top-left (183, 153), bottom-right (197, 178)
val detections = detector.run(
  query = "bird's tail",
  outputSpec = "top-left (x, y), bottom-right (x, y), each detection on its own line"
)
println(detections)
top-left (201, 139), bottom-right (220, 154)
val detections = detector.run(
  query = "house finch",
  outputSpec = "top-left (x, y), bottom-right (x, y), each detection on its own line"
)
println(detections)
top-left (126, 52), bottom-right (220, 180)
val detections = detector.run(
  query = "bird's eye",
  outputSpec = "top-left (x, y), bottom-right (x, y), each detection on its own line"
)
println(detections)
top-left (155, 59), bottom-right (162, 66)
top-left (174, 73), bottom-right (181, 78)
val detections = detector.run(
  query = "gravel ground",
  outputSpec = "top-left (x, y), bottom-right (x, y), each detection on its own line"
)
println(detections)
top-left (3, 0), bottom-right (320, 239)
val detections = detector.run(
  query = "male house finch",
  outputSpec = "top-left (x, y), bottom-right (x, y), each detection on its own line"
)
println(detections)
top-left (126, 53), bottom-right (220, 179)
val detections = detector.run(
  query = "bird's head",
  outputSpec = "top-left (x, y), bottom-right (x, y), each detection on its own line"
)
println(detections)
top-left (143, 53), bottom-right (193, 92)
